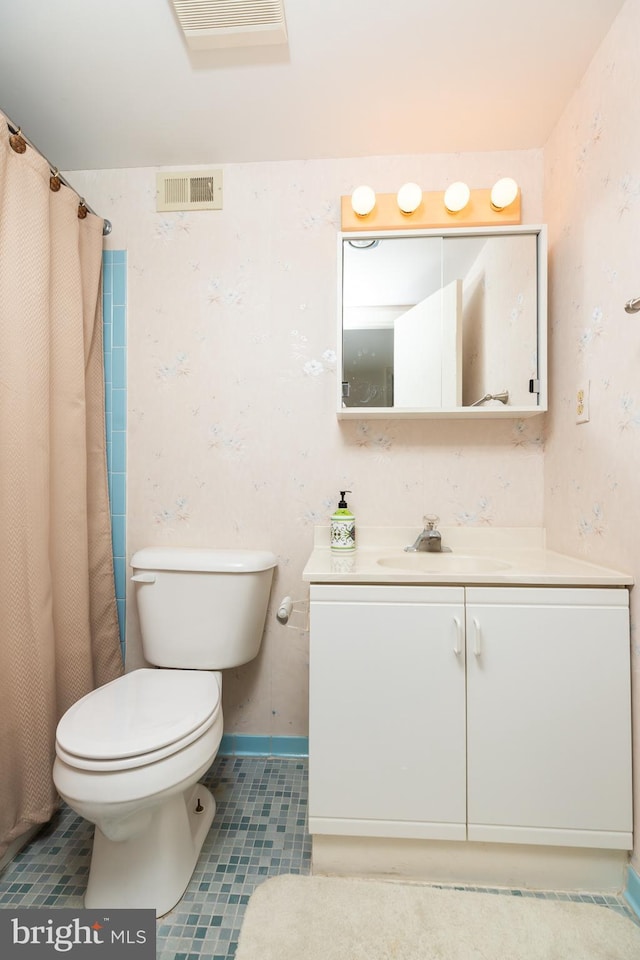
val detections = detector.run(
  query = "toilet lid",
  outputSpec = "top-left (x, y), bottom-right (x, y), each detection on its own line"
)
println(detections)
top-left (56, 669), bottom-right (221, 761)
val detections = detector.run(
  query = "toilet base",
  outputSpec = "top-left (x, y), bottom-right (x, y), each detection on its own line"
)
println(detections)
top-left (85, 783), bottom-right (216, 917)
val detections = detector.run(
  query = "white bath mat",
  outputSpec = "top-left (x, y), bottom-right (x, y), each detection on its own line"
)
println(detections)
top-left (236, 874), bottom-right (640, 960)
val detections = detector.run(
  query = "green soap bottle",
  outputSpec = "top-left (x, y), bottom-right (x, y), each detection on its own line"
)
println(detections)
top-left (330, 491), bottom-right (356, 551)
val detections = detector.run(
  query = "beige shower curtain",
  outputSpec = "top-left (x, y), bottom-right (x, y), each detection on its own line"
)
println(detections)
top-left (0, 115), bottom-right (123, 858)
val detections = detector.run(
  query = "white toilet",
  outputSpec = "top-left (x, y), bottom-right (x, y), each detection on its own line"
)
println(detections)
top-left (53, 546), bottom-right (276, 917)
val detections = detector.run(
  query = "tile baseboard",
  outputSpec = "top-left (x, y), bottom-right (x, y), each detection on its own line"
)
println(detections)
top-left (625, 865), bottom-right (640, 920)
top-left (219, 734), bottom-right (308, 757)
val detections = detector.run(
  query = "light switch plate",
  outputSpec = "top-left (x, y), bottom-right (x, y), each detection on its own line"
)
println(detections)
top-left (576, 381), bottom-right (590, 424)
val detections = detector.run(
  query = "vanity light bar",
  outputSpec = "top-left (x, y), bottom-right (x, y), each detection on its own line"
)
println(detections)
top-left (341, 186), bottom-right (521, 232)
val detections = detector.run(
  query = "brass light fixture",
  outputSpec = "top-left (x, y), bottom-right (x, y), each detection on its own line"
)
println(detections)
top-left (490, 177), bottom-right (520, 211)
top-left (443, 181), bottom-right (471, 213)
top-left (396, 182), bottom-right (423, 215)
top-left (350, 185), bottom-right (376, 217)
top-left (342, 178), bottom-right (521, 231)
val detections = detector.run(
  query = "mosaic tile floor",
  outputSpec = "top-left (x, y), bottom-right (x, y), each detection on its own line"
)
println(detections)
top-left (0, 757), bottom-right (311, 960)
top-left (0, 755), bottom-right (637, 960)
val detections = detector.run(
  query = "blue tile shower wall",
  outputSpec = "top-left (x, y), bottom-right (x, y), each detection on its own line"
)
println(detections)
top-left (103, 250), bottom-right (127, 659)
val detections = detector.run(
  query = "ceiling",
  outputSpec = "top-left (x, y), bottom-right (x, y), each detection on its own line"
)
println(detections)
top-left (0, 0), bottom-right (626, 173)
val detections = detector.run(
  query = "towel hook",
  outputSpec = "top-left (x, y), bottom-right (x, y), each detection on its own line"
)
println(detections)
top-left (624, 296), bottom-right (640, 314)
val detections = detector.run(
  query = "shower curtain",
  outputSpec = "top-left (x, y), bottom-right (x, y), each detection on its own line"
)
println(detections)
top-left (0, 115), bottom-right (123, 858)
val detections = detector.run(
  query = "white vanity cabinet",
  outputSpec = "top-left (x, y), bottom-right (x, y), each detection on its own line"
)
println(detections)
top-left (309, 583), bottom-right (632, 851)
top-left (309, 585), bottom-right (467, 839)
top-left (465, 587), bottom-right (632, 848)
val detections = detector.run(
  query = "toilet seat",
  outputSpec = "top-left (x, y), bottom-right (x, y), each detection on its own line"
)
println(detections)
top-left (56, 669), bottom-right (221, 773)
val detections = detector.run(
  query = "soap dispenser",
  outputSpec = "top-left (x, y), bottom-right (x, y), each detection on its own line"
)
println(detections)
top-left (330, 491), bottom-right (356, 551)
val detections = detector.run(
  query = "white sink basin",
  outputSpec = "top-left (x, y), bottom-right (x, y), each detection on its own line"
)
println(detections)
top-left (376, 554), bottom-right (512, 574)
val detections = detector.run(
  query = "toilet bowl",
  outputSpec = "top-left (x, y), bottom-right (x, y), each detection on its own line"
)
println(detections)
top-left (53, 547), bottom-right (276, 916)
top-left (54, 668), bottom-right (224, 915)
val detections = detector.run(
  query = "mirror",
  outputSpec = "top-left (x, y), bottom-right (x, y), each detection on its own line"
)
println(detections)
top-left (338, 226), bottom-right (547, 418)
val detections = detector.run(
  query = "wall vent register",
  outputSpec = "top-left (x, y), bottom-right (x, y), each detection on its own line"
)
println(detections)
top-left (156, 170), bottom-right (223, 212)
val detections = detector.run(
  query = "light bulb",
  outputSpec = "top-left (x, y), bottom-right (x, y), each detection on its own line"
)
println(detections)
top-left (444, 181), bottom-right (470, 213)
top-left (491, 177), bottom-right (519, 211)
top-left (351, 185), bottom-right (376, 217)
top-left (396, 182), bottom-right (423, 215)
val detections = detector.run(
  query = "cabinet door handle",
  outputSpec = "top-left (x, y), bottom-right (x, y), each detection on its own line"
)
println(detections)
top-left (473, 617), bottom-right (482, 657)
top-left (453, 616), bottom-right (462, 656)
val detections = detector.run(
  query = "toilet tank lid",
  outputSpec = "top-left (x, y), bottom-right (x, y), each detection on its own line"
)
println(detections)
top-left (131, 546), bottom-right (277, 573)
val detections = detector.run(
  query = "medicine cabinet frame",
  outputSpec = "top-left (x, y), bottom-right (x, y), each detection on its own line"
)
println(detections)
top-left (336, 224), bottom-right (547, 420)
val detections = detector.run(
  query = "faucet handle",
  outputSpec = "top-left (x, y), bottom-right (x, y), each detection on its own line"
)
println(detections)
top-left (423, 514), bottom-right (440, 530)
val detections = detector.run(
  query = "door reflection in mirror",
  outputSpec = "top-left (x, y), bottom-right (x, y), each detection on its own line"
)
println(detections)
top-left (341, 230), bottom-right (540, 410)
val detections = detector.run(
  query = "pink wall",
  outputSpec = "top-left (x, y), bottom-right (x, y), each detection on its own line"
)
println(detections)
top-left (72, 149), bottom-right (544, 738)
top-left (65, 0), bottom-right (640, 874)
top-left (544, 0), bottom-right (640, 868)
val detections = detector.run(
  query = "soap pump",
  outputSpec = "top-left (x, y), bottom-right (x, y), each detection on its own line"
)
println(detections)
top-left (330, 491), bottom-right (356, 551)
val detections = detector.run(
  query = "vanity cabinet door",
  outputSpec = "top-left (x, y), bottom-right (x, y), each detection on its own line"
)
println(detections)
top-left (309, 585), bottom-right (466, 840)
top-left (465, 587), bottom-right (632, 849)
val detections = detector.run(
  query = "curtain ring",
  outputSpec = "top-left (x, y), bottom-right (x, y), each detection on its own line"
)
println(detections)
top-left (77, 200), bottom-right (88, 220)
top-left (9, 128), bottom-right (27, 154)
top-left (50, 168), bottom-right (61, 192)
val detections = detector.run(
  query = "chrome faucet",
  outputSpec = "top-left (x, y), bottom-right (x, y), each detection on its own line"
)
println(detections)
top-left (405, 515), bottom-right (446, 553)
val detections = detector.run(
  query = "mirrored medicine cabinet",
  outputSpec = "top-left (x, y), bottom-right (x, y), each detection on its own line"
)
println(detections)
top-left (337, 225), bottom-right (547, 419)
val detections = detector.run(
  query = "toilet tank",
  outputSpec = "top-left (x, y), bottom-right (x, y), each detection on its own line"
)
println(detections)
top-left (131, 547), bottom-right (277, 669)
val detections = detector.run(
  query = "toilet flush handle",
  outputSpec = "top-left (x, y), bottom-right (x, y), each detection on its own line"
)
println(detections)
top-left (131, 572), bottom-right (156, 583)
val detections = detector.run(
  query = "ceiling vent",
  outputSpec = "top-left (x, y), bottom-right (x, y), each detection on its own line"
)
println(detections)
top-left (171, 0), bottom-right (288, 50)
top-left (156, 170), bottom-right (223, 212)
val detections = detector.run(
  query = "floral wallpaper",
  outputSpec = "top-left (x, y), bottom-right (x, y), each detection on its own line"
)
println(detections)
top-left (543, 0), bottom-right (640, 868)
top-left (68, 150), bottom-right (544, 742)
top-left (66, 0), bottom-right (640, 871)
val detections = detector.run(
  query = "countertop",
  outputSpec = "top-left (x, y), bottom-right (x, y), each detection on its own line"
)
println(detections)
top-left (302, 527), bottom-right (633, 587)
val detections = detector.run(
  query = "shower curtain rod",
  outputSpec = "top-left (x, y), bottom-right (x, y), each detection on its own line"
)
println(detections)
top-left (4, 113), bottom-right (112, 237)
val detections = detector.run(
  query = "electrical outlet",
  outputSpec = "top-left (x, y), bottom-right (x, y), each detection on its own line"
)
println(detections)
top-left (576, 381), bottom-right (590, 424)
